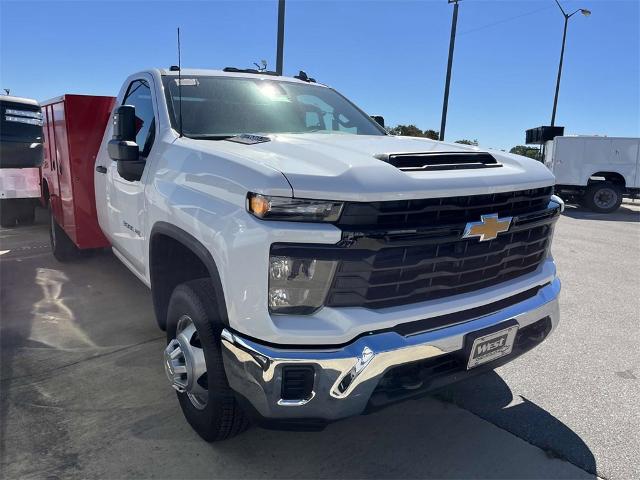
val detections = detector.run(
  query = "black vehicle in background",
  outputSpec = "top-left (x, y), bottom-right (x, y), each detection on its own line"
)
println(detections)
top-left (0, 96), bottom-right (44, 227)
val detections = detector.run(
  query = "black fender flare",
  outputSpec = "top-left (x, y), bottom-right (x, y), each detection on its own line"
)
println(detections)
top-left (149, 221), bottom-right (229, 330)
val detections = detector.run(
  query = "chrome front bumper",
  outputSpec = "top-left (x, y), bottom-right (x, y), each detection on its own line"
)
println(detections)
top-left (221, 278), bottom-right (560, 422)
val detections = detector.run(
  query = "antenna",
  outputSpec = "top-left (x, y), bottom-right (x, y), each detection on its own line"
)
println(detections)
top-left (253, 60), bottom-right (268, 72)
top-left (177, 27), bottom-right (183, 138)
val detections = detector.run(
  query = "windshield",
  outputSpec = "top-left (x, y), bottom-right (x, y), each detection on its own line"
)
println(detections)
top-left (0, 100), bottom-right (43, 143)
top-left (162, 76), bottom-right (385, 138)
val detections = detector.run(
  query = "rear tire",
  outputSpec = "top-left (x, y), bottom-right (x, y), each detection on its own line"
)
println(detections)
top-left (165, 278), bottom-right (250, 442)
top-left (49, 205), bottom-right (79, 261)
top-left (584, 182), bottom-right (623, 213)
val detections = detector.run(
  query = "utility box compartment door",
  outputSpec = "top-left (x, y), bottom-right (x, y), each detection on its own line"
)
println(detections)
top-left (41, 94), bottom-right (114, 249)
top-left (551, 137), bottom-right (640, 188)
top-left (610, 139), bottom-right (639, 188)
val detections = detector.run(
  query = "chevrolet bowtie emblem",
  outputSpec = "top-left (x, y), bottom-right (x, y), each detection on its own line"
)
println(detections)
top-left (462, 214), bottom-right (512, 242)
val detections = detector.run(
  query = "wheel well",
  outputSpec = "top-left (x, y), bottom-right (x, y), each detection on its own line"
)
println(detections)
top-left (589, 171), bottom-right (626, 187)
top-left (149, 234), bottom-right (210, 330)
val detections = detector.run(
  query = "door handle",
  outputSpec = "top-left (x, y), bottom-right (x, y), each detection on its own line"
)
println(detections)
top-left (96, 166), bottom-right (107, 174)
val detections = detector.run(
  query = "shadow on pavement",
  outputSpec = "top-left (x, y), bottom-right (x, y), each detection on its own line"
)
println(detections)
top-left (189, 372), bottom-right (597, 479)
top-left (434, 372), bottom-right (597, 476)
top-left (561, 203), bottom-right (640, 222)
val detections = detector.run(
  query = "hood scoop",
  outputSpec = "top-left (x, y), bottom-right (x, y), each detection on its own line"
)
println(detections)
top-left (375, 151), bottom-right (502, 172)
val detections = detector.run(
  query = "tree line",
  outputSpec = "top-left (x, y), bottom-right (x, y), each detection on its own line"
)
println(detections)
top-left (388, 124), bottom-right (541, 160)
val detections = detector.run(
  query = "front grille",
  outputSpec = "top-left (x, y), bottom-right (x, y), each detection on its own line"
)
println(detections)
top-left (337, 186), bottom-right (553, 229)
top-left (327, 222), bottom-right (553, 309)
top-left (271, 187), bottom-right (559, 311)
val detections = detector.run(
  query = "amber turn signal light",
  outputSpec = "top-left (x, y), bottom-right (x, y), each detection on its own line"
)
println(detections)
top-left (249, 194), bottom-right (271, 217)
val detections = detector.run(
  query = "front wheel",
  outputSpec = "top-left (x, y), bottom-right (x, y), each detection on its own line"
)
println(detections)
top-left (584, 182), bottom-right (623, 213)
top-left (165, 278), bottom-right (249, 442)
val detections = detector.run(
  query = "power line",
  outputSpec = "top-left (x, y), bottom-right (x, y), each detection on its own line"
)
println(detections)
top-left (458, 5), bottom-right (553, 36)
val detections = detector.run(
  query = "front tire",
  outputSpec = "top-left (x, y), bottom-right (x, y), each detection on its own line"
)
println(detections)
top-left (165, 278), bottom-right (249, 442)
top-left (584, 182), bottom-right (623, 213)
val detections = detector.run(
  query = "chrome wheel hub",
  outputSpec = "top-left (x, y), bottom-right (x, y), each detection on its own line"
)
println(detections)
top-left (164, 315), bottom-right (208, 409)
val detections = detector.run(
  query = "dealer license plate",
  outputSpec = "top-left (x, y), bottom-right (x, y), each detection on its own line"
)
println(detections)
top-left (467, 325), bottom-right (518, 369)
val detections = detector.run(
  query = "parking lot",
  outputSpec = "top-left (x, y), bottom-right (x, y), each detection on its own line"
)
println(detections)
top-left (1, 202), bottom-right (638, 479)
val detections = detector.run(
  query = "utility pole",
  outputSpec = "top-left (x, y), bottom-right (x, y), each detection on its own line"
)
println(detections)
top-left (276, 0), bottom-right (286, 75)
top-left (439, 0), bottom-right (460, 141)
top-left (550, 0), bottom-right (591, 126)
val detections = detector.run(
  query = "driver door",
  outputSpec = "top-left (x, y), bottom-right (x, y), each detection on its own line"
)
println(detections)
top-left (105, 76), bottom-right (157, 274)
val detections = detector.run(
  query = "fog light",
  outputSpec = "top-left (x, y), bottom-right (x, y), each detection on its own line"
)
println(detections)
top-left (268, 256), bottom-right (336, 314)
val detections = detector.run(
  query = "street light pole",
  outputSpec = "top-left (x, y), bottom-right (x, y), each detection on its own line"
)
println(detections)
top-left (276, 0), bottom-right (286, 75)
top-left (550, 0), bottom-right (591, 126)
top-left (439, 0), bottom-right (460, 141)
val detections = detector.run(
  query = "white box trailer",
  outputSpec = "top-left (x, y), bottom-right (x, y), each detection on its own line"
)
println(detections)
top-left (544, 136), bottom-right (640, 213)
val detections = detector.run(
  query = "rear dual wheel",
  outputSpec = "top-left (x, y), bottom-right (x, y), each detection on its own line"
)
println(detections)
top-left (164, 278), bottom-right (249, 441)
top-left (49, 205), bottom-right (79, 261)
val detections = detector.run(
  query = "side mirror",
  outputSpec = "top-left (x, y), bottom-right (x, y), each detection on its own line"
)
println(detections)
top-left (371, 115), bottom-right (385, 128)
top-left (107, 105), bottom-right (139, 161)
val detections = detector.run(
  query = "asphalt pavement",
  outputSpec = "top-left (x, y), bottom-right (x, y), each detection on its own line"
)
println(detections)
top-left (1, 202), bottom-right (638, 479)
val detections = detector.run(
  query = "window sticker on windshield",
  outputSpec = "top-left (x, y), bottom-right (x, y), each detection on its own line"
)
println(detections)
top-left (174, 78), bottom-right (199, 86)
top-left (225, 134), bottom-right (271, 145)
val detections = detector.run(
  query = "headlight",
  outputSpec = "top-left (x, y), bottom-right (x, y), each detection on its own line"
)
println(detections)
top-left (248, 193), bottom-right (343, 222)
top-left (268, 255), bottom-right (337, 314)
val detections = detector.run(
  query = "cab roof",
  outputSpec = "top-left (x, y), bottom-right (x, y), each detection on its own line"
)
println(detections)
top-left (154, 68), bottom-right (326, 87)
top-left (0, 95), bottom-right (39, 106)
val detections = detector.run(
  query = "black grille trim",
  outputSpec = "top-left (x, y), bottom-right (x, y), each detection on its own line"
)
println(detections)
top-left (272, 202), bottom-right (559, 310)
top-left (337, 187), bottom-right (553, 229)
top-left (327, 220), bottom-right (555, 309)
top-left (392, 284), bottom-right (548, 337)
top-left (379, 152), bottom-right (501, 172)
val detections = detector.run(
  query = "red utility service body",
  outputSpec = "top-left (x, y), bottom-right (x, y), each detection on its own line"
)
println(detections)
top-left (41, 94), bottom-right (115, 249)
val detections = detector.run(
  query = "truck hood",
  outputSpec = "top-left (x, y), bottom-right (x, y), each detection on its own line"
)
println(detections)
top-left (194, 133), bottom-right (555, 201)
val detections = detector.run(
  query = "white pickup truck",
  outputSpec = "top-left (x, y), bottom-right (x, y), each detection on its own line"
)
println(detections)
top-left (48, 68), bottom-right (563, 441)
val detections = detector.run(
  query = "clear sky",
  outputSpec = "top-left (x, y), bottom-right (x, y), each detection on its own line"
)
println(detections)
top-left (1, 0), bottom-right (638, 150)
